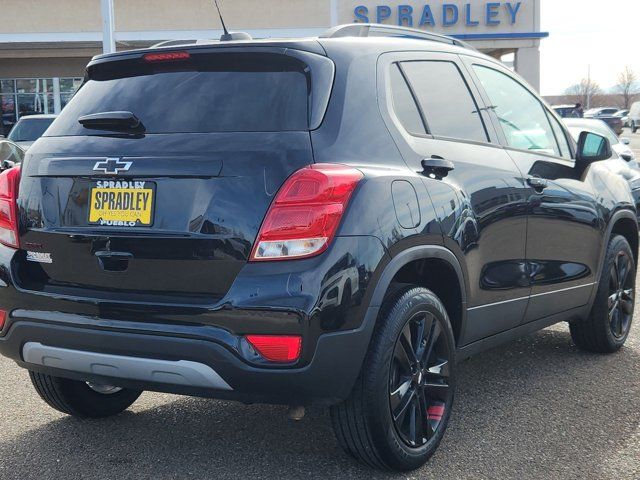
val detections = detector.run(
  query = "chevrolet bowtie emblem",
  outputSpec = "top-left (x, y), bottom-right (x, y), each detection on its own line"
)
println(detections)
top-left (93, 158), bottom-right (132, 175)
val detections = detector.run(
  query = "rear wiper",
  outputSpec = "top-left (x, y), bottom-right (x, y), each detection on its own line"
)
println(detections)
top-left (78, 111), bottom-right (145, 132)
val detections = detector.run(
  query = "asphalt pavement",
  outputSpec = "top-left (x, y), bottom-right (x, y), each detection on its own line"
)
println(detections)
top-left (1, 134), bottom-right (640, 479)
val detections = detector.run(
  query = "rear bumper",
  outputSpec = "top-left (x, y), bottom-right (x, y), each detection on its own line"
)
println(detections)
top-left (0, 315), bottom-right (377, 405)
top-left (0, 236), bottom-right (388, 405)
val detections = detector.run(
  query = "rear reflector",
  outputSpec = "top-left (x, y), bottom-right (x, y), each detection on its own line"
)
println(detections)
top-left (250, 164), bottom-right (363, 261)
top-left (0, 310), bottom-right (5, 330)
top-left (143, 51), bottom-right (191, 62)
top-left (0, 166), bottom-right (20, 249)
top-left (245, 335), bottom-right (302, 363)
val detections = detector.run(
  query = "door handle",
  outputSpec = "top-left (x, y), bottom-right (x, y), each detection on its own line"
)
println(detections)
top-left (421, 156), bottom-right (454, 179)
top-left (526, 176), bottom-right (548, 192)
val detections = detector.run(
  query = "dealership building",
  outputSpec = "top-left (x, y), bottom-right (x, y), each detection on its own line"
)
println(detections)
top-left (0, 0), bottom-right (546, 133)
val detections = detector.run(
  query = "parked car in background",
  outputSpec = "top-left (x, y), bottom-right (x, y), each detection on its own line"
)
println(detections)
top-left (0, 139), bottom-right (25, 170)
top-left (564, 118), bottom-right (635, 162)
top-left (552, 104), bottom-right (581, 118)
top-left (584, 107), bottom-right (620, 118)
top-left (629, 101), bottom-right (640, 133)
top-left (614, 109), bottom-right (629, 124)
top-left (7, 114), bottom-right (57, 150)
top-left (565, 117), bottom-right (640, 218)
top-left (582, 108), bottom-right (624, 135)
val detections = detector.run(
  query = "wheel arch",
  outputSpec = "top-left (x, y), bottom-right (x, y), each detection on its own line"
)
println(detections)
top-left (587, 208), bottom-right (639, 309)
top-left (367, 246), bottom-right (468, 346)
top-left (609, 211), bottom-right (639, 265)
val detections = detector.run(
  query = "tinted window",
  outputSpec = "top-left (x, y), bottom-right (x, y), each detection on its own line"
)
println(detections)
top-left (47, 53), bottom-right (310, 135)
top-left (389, 64), bottom-right (425, 135)
top-left (8, 117), bottom-right (54, 142)
top-left (401, 61), bottom-right (487, 143)
top-left (547, 113), bottom-right (572, 159)
top-left (473, 65), bottom-right (560, 156)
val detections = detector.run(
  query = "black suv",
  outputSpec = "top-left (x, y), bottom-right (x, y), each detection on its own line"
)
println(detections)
top-left (0, 24), bottom-right (636, 472)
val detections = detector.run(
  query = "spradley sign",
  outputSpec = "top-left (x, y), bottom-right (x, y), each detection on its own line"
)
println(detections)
top-left (353, 2), bottom-right (525, 28)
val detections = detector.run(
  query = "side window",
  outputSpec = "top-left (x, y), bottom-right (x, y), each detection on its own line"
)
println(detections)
top-left (547, 112), bottom-right (572, 159)
top-left (401, 61), bottom-right (488, 143)
top-left (473, 65), bottom-right (560, 157)
top-left (389, 64), bottom-right (426, 136)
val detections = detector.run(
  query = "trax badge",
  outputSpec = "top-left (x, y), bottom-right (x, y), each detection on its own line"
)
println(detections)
top-left (93, 158), bottom-right (132, 175)
top-left (26, 251), bottom-right (53, 264)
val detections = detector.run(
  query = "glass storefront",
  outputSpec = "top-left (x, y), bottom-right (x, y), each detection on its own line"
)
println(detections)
top-left (0, 77), bottom-right (82, 136)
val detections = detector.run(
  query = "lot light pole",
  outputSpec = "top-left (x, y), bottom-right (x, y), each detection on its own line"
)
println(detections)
top-left (101, 0), bottom-right (116, 54)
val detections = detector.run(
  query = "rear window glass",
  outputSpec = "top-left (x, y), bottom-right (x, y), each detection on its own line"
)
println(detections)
top-left (46, 53), bottom-right (310, 135)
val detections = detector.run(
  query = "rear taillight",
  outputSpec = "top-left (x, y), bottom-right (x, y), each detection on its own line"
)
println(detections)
top-left (143, 51), bottom-right (191, 62)
top-left (245, 335), bottom-right (302, 363)
top-left (0, 310), bottom-right (6, 330)
top-left (251, 164), bottom-right (363, 261)
top-left (0, 166), bottom-right (20, 249)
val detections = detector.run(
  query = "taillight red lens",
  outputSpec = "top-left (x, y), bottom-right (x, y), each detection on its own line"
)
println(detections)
top-left (143, 51), bottom-right (191, 62)
top-left (246, 335), bottom-right (302, 363)
top-left (251, 164), bottom-right (363, 261)
top-left (0, 310), bottom-right (6, 330)
top-left (0, 166), bottom-right (20, 249)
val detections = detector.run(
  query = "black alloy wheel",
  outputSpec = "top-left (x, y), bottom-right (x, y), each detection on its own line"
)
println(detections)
top-left (330, 286), bottom-right (456, 471)
top-left (608, 250), bottom-right (634, 339)
top-left (570, 234), bottom-right (636, 353)
top-left (389, 311), bottom-right (451, 448)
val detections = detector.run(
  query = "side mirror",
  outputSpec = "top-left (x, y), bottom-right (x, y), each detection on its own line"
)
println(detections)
top-left (0, 160), bottom-right (15, 172)
top-left (576, 131), bottom-right (612, 164)
top-left (621, 137), bottom-right (631, 145)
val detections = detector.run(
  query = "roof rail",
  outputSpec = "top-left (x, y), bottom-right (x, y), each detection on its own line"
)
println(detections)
top-left (320, 23), bottom-right (475, 50)
top-left (150, 39), bottom-right (215, 49)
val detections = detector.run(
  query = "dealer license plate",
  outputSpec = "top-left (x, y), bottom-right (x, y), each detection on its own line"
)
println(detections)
top-left (89, 180), bottom-right (155, 227)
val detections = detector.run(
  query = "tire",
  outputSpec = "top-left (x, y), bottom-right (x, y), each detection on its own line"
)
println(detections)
top-left (633, 121), bottom-right (638, 134)
top-left (29, 371), bottom-right (142, 418)
top-left (570, 235), bottom-right (635, 353)
top-left (330, 286), bottom-right (456, 471)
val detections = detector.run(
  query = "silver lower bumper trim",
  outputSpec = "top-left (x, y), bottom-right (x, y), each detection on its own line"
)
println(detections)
top-left (22, 342), bottom-right (232, 391)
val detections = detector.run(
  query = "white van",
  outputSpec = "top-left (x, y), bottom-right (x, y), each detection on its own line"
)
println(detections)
top-left (629, 101), bottom-right (640, 133)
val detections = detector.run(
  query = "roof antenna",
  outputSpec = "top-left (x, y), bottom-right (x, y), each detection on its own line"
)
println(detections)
top-left (213, 0), bottom-right (231, 41)
top-left (213, 0), bottom-right (252, 42)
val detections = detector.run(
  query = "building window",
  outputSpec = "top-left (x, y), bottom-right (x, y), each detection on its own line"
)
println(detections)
top-left (0, 76), bottom-right (82, 135)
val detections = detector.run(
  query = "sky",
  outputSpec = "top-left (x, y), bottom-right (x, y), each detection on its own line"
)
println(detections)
top-left (540, 0), bottom-right (640, 96)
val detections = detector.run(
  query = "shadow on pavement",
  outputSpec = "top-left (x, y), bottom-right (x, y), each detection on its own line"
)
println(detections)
top-left (1, 324), bottom-right (639, 480)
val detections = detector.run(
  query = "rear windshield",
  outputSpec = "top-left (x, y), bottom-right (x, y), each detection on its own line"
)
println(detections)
top-left (46, 52), bottom-right (310, 136)
top-left (8, 118), bottom-right (55, 141)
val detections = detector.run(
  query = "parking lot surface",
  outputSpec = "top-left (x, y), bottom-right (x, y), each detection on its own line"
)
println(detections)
top-left (1, 134), bottom-right (640, 479)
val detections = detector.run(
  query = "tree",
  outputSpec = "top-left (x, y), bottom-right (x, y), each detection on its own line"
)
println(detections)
top-left (614, 66), bottom-right (639, 110)
top-left (565, 78), bottom-right (602, 109)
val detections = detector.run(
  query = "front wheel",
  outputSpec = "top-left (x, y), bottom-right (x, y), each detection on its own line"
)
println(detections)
top-left (633, 121), bottom-right (638, 133)
top-left (570, 235), bottom-right (635, 353)
top-left (330, 286), bottom-right (456, 471)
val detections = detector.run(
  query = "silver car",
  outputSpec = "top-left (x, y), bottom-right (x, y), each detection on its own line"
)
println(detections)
top-left (6, 114), bottom-right (57, 150)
